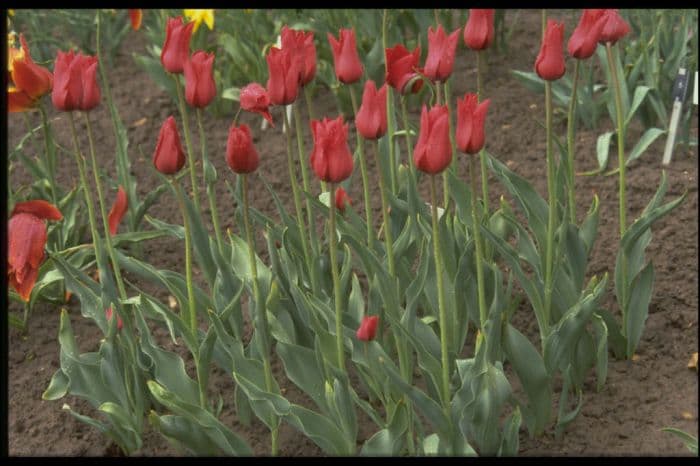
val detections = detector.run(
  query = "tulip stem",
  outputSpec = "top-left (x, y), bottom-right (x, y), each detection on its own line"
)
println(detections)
top-left (399, 96), bottom-right (414, 174)
top-left (429, 175), bottom-right (451, 413)
top-left (283, 105), bottom-right (317, 295)
top-left (37, 106), bottom-right (58, 206)
top-left (328, 182), bottom-right (346, 373)
top-left (349, 85), bottom-right (374, 247)
top-left (383, 9), bottom-right (398, 195)
top-left (565, 59), bottom-right (581, 225)
top-left (543, 80), bottom-right (556, 338)
top-left (292, 102), bottom-right (320, 256)
top-left (469, 155), bottom-right (489, 332)
top-left (195, 108), bottom-right (225, 255)
top-left (476, 50), bottom-right (490, 214)
top-left (242, 174), bottom-right (279, 456)
top-left (172, 74), bottom-right (201, 213)
top-left (443, 80), bottom-right (456, 210)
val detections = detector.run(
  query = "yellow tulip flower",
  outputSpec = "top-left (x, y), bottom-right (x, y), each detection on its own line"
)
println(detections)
top-left (183, 9), bottom-right (214, 33)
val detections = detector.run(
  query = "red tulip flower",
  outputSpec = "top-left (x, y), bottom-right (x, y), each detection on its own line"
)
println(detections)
top-left (128, 9), bottom-right (142, 31)
top-left (310, 116), bottom-right (354, 183)
top-left (265, 46), bottom-right (301, 106)
top-left (464, 9), bottom-right (495, 51)
top-left (226, 123), bottom-right (259, 174)
top-left (535, 20), bottom-right (566, 81)
top-left (456, 93), bottom-right (490, 155)
top-left (596, 9), bottom-right (631, 45)
top-left (105, 307), bottom-right (124, 330)
top-left (153, 116), bottom-right (186, 175)
top-left (413, 104), bottom-right (452, 174)
top-left (424, 25), bottom-right (460, 83)
top-left (355, 80), bottom-right (387, 140)
top-left (108, 186), bottom-right (128, 236)
top-left (51, 50), bottom-right (101, 111)
top-left (568, 9), bottom-right (605, 59)
top-left (335, 187), bottom-right (351, 212)
top-left (356, 315), bottom-right (379, 341)
top-left (184, 50), bottom-right (216, 108)
top-left (161, 17), bottom-right (194, 74)
top-left (8, 200), bottom-right (62, 302)
top-left (240, 82), bottom-right (274, 126)
top-left (327, 28), bottom-right (364, 85)
top-left (281, 26), bottom-right (317, 86)
top-left (8, 34), bottom-right (53, 112)
top-left (385, 44), bottom-right (424, 94)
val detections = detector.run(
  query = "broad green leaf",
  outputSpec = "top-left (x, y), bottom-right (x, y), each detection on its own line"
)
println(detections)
top-left (624, 85), bottom-right (651, 128)
top-left (596, 131), bottom-right (614, 172)
top-left (625, 262), bottom-right (655, 358)
top-left (591, 313), bottom-right (609, 391)
top-left (626, 128), bottom-right (666, 165)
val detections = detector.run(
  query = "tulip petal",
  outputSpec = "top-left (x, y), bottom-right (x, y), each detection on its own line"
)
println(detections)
top-left (108, 186), bottom-right (128, 236)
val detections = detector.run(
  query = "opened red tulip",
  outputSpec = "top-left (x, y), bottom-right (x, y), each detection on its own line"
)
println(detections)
top-left (10, 34), bottom-right (53, 105)
top-left (568, 9), bottom-right (605, 59)
top-left (266, 46), bottom-right (301, 106)
top-left (240, 82), bottom-right (273, 126)
top-left (310, 116), bottom-right (354, 183)
top-left (8, 87), bottom-right (36, 113)
top-left (424, 25), bottom-right (460, 83)
top-left (128, 9), bottom-right (142, 31)
top-left (535, 20), bottom-right (566, 81)
top-left (355, 80), bottom-right (387, 140)
top-left (596, 9), bottom-right (631, 45)
top-left (356, 315), bottom-right (379, 341)
top-left (327, 28), bottom-right (363, 84)
top-left (385, 44), bottom-right (423, 94)
top-left (281, 26), bottom-right (317, 86)
top-left (108, 186), bottom-right (128, 236)
top-left (51, 50), bottom-right (101, 111)
top-left (464, 9), bottom-right (495, 50)
top-left (226, 123), bottom-right (259, 174)
top-left (153, 116), bottom-right (186, 175)
top-left (184, 50), bottom-right (216, 108)
top-left (335, 187), bottom-right (351, 212)
top-left (8, 200), bottom-right (62, 302)
top-left (456, 93), bottom-right (490, 155)
top-left (161, 17), bottom-right (194, 74)
top-left (105, 307), bottom-right (124, 330)
top-left (413, 104), bottom-right (451, 174)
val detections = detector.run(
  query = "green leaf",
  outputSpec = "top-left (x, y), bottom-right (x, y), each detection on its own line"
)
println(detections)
top-left (276, 341), bottom-right (327, 412)
top-left (626, 128), bottom-right (666, 165)
top-left (596, 131), bottom-right (614, 172)
top-left (624, 85), bottom-right (651, 128)
top-left (360, 402), bottom-right (408, 456)
top-left (661, 428), bottom-right (699, 455)
top-left (43, 369), bottom-right (70, 401)
top-left (625, 262), bottom-right (655, 358)
top-left (591, 313), bottom-right (609, 391)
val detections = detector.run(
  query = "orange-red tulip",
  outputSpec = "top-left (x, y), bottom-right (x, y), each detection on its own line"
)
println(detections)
top-left (161, 17), bottom-right (194, 74)
top-left (356, 315), bottom-right (379, 341)
top-left (10, 34), bottom-right (53, 101)
top-left (596, 9), bottom-right (631, 45)
top-left (105, 307), bottom-right (124, 330)
top-left (108, 186), bottom-right (128, 236)
top-left (568, 9), bottom-right (605, 59)
top-left (535, 20), bottom-right (566, 81)
top-left (281, 26), bottom-right (317, 86)
top-left (128, 9), bottom-right (142, 31)
top-left (385, 44), bottom-right (423, 94)
top-left (265, 46), bottom-right (301, 106)
top-left (153, 116), bottom-right (186, 175)
top-left (464, 9), bottom-right (495, 51)
top-left (355, 80), bottom-right (387, 140)
top-left (335, 187), bottom-right (351, 212)
top-left (240, 82), bottom-right (273, 126)
top-left (184, 50), bottom-right (216, 108)
top-left (51, 50), bottom-right (100, 111)
top-left (413, 104), bottom-right (451, 174)
top-left (310, 116), bottom-right (354, 183)
top-left (226, 123), bottom-right (259, 174)
top-left (424, 25), bottom-right (460, 83)
top-left (456, 93), bottom-right (490, 155)
top-left (327, 28), bottom-right (364, 84)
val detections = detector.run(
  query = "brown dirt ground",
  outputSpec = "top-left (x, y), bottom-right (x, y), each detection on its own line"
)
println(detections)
top-left (6, 9), bottom-right (698, 456)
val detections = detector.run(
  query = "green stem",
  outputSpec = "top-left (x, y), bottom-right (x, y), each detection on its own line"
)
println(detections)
top-left (242, 174), bottom-right (278, 455)
top-left (566, 60), bottom-right (581, 225)
top-left (429, 175), bottom-right (451, 412)
top-left (304, 87), bottom-right (327, 194)
top-left (292, 102), bottom-right (320, 256)
top-left (349, 85), bottom-right (374, 247)
top-left (38, 105), bottom-right (58, 206)
top-left (476, 51), bottom-right (490, 214)
top-left (283, 105), bottom-right (317, 295)
top-left (399, 96), bottom-right (414, 173)
top-left (469, 155), bottom-right (489, 331)
top-left (328, 182), bottom-right (346, 372)
top-left (543, 81), bottom-right (555, 337)
top-left (172, 74), bottom-right (201, 212)
top-left (374, 139), bottom-right (395, 277)
top-left (443, 81), bottom-right (457, 210)
top-left (195, 108), bottom-right (224, 255)
top-left (383, 9), bottom-right (398, 194)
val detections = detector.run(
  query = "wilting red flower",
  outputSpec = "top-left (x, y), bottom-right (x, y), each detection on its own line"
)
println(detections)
top-left (153, 116), bottom-right (186, 175)
top-left (464, 9), bottom-right (495, 51)
top-left (596, 9), bottom-right (631, 45)
top-left (265, 46), bottom-right (301, 106)
top-left (9, 34), bottom-right (53, 111)
top-left (108, 186), bottom-right (128, 236)
top-left (105, 307), bottom-right (124, 330)
top-left (385, 44), bottom-right (423, 94)
top-left (226, 123), bottom-right (259, 174)
top-left (424, 25), bottom-right (460, 83)
top-left (535, 20), bottom-right (566, 81)
top-left (310, 116), bottom-right (354, 183)
top-left (335, 187), bottom-right (351, 212)
top-left (568, 9), bottom-right (605, 59)
top-left (184, 50), bottom-right (216, 108)
top-left (281, 26), bottom-right (317, 86)
top-left (456, 93), bottom-right (490, 155)
top-left (128, 9), bottom-right (142, 31)
top-left (413, 104), bottom-right (451, 174)
top-left (8, 200), bottom-right (62, 302)
top-left (355, 80), bottom-right (387, 140)
top-left (356, 315), bottom-right (379, 341)
top-left (240, 82), bottom-right (273, 126)
top-left (161, 17), bottom-right (194, 74)
top-left (327, 28), bottom-right (364, 84)
top-left (51, 50), bottom-right (101, 111)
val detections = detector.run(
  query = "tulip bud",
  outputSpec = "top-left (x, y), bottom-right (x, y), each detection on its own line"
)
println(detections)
top-left (161, 17), bottom-right (194, 74)
top-left (535, 20), bottom-right (566, 81)
top-left (568, 9), bottom-right (605, 59)
top-left (184, 50), bottom-right (216, 108)
top-left (240, 82), bottom-right (273, 126)
top-left (153, 116), bottom-right (186, 175)
top-left (265, 46), bottom-right (301, 106)
top-left (385, 44), bottom-right (424, 94)
top-left (464, 9), bottom-right (495, 51)
top-left (356, 315), bottom-right (379, 341)
top-left (108, 186), bottom-right (128, 236)
top-left (327, 28), bottom-right (364, 84)
top-left (424, 25), bottom-right (460, 83)
top-left (128, 9), bottom-right (142, 31)
top-left (413, 104), bottom-right (452, 174)
top-left (335, 187), bottom-right (351, 212)
top-left (456, 93), bottom-right (490, 155)
top-left (281, 26), bottom-right (317, 86)
top-left (310, 116), bottom-right (354, 183)
top-left (105, 307), bottom-right (124, 330)
top-left (226, 123), bottom-right (259, 174)
top-left (51, 50), bottom-right (100, 112)
top-left (355, 80), bottom-right (387, 140)
top-left (596, 9), bottom-right (631, 45)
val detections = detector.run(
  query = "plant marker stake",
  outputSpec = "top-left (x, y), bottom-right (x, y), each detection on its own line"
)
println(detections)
top-left (662, 65), bottom-right (690, 166)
